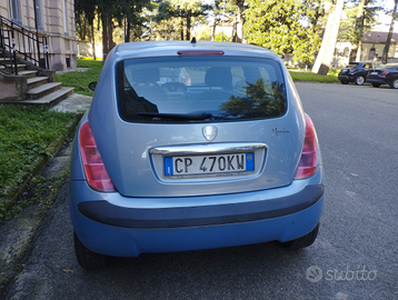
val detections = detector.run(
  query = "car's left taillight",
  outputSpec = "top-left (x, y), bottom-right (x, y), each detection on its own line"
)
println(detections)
top-left (79, 122), bottom-right (116, 192)
top-left (295, 115), bottom-right (318, 179)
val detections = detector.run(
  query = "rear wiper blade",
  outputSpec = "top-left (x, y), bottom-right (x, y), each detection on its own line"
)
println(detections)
top-left (137, 112), bottom-right (212, 121)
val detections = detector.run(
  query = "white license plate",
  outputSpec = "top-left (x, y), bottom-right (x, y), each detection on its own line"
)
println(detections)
top-left (164, 153), bottom-right (254, 176)
top-left (371, 72), bottom-right (378, 75)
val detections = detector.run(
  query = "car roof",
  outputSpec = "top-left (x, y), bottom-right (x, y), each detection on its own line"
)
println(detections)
top-left (351, 61), bottom-right (377, 64)
top-left (112, 40), bottom-right (279, 60)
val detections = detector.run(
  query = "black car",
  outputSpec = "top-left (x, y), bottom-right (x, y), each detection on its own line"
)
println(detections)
top-left (366, 64), bottom-right (398, 89)
top-left (338, 62), bottom-right (379, 85)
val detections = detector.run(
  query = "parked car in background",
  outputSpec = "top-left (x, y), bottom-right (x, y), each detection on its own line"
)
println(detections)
top-left (366, 64), bottom-right (398, 89)
top-left (68, 40), bottom-right (325, 269)
top-left (338, 62), bottom-right (379, 85)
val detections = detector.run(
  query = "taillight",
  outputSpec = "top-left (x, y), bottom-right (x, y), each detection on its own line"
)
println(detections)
top-left (295, 115), bottom-right (318, 179)
top-left (380, 71), bottom-right (389, 76)
top-left (349, 68), bottom-right (356, 74)
top-left (79, 122), bottom-right (116, 192)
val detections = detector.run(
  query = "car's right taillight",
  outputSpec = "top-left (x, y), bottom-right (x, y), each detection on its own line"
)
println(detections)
top-left (380, 71), bottom-right (389, 77)
top-left (295, 114), bottom-right (318, 179)
top-left (79, 122), bottom-right (116, 192)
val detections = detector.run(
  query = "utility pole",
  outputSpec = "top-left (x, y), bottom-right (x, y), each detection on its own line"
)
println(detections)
top-left (312, 0), bottom-right (344, 75)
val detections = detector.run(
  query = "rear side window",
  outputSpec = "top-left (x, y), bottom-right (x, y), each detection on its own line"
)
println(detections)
top-left (116, 56), bottom-right (286, 123)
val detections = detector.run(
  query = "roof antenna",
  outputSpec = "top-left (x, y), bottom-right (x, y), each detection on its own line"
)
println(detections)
top-left (191, 37), bottom-right (196, 44)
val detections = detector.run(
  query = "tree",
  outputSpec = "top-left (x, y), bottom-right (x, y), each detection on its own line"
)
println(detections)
top-left (244, 0), bottom-right (323, 66)
top-left (209, 0), bottom-right (244, 42)
top-left (76, 0), bottom-right (98, 60)
top-left (232, 0), bottom-right (245, 42)
top-left (382, 0), bottom-right (398, 64)
top-left (312, 0), bottom-right (344, 75)
top-left (339, 0), bottom-right (380, 62)
top-left (155, 0), bottom-right (207, 40)
top-left (76, 0), bottom-right (152, 60)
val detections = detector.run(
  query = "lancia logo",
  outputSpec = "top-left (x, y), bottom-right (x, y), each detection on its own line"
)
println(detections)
top-left (202, 125), bottom-right (218, 141)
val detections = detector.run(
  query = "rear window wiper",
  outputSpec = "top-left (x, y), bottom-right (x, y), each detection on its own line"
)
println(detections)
top-left (137, 112), bottom-right (212, 121)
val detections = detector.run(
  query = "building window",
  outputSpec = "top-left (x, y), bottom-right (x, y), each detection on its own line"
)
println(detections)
top-left (369, 47), bottom-right (376, 60)
top-left (35, 0), bottom-right (43, 30)
top-left (63, 0), bottom-right (68, 35)
top-left (9, 0), bottom-right (21, 24)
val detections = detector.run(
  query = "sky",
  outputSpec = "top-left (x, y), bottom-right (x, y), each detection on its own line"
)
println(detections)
top-left (374, 0), bottom-right (397, 32)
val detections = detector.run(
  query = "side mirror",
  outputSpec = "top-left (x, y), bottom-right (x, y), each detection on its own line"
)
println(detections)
top-left (89, 82), bottom-right (97, 91)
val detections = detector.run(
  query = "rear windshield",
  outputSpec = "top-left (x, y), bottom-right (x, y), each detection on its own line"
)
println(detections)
top-left (116, 56), bottom-right (286, 123)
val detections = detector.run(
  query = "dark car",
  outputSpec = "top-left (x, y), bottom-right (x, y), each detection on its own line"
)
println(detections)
top-left (338, 62), bottom-right (379, 85)
top-left (366, 64), bottom-right (398, 89)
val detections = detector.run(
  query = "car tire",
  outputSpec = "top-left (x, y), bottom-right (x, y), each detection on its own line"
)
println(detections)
top-left (74, 232), bottom-right (110, 269)
top-left (340, 80), bottom-right (349, 84)
top-left (390, 79), bottom-right (398, 89)
top-left (354, 75), bottom-right (365, 86)
top-left (372, 83), bottom-right (381, 88)
top-left (279, 223), bottom-right (320, 250)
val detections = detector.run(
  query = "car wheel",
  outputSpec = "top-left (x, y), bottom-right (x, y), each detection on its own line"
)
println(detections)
top-left (390, 79), bottom-right (398, 89)
top-left (279, 223), bottom-right (320, 250)
top-left (354, 75), bottom-right (365, 85)
top-left (74, 232), bottom-right (110, 269)
top-left (340, 80), bottom-right (349, 84)
top-left (372, 83), bottom-right (381, 88)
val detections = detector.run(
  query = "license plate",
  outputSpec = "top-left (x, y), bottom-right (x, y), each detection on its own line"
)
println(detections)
top-left (371, 72), bottom-right (378, 75)
top-left (164, 153), bottom-right (254, 177)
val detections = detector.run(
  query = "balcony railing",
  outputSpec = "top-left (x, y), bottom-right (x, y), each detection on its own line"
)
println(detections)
top-left (0, 15), bottom-right (49, 75)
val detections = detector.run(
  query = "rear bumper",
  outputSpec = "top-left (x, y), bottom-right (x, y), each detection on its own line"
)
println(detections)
top-left (77, 185), bottom-right (323, 229)
top-left (69, 167), bottom-right (325, 257)
top-left (338, 74), bottom-right (353, 81)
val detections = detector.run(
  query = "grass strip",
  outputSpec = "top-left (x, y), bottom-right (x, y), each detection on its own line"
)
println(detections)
top-left (0, 105), bottom-right (79, 221)
top-left (56, 58), bottom-right (103, 96)
top-left (289, 69), bottom-right (339, 83)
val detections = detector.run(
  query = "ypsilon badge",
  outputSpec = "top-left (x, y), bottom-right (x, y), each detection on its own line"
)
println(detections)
top-left (202, 125), bottom-right (218, 141)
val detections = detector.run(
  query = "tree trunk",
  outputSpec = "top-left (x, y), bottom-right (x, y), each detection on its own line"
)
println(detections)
top-left (355, 0), bottom-right (366, 62)
top-left (232, 15), bottom-right (238, 42)
top-left (312, 0), bottom-right (344, 75)
top-left (355, 40), bottom-right (363, 62)
top-left (212, 19), bottom-right (217, 41)
top-left (107, 11), bottom-right (115, 51)
top-left (91, 23), bottom-right (96, 61)
top-left (236, 0), bottom-right (244, 43)
top-left (382, 0), bottom-right (398, 64)
top-left (180, 16), bottom-right (184, 41)
top-left (186, 10), bottom-right (191, 41)
top-left (101, 13), bottom-right (108, 62)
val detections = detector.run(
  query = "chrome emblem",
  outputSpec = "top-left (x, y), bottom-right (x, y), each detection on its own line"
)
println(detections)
top-left (202, 125), bottom-right (218, 141)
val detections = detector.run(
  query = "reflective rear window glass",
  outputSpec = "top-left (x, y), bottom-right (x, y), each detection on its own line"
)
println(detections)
top-left (116, 56), bottom-right (286, 123)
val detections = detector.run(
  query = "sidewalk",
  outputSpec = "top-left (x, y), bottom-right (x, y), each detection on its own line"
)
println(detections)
top-left (0, 93), bottom-right (92, 294)
top-left (50, 93), bottom-right (92, 113)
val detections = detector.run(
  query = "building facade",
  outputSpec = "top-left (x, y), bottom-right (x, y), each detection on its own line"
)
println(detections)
top-left (0, 0), bottom-right (77, 71)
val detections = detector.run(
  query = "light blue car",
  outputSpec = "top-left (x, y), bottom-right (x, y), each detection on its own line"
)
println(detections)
top-left (68, 40), bottom-right (325, 269)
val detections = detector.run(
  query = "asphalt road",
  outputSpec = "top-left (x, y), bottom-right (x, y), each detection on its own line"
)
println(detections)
top-left (2, 82), bottom-right (398, 300)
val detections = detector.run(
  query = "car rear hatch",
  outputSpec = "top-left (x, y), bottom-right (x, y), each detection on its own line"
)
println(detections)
top-left (88, 52), bottom-right (305, 198)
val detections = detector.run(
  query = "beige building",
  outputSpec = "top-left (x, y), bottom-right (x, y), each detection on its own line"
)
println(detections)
top-left (359, 31), bottom-right (398, 62)
top-left (0, 0), bottom-right (77, 70)
top-left (333, 31), bottom-right (398, 68)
